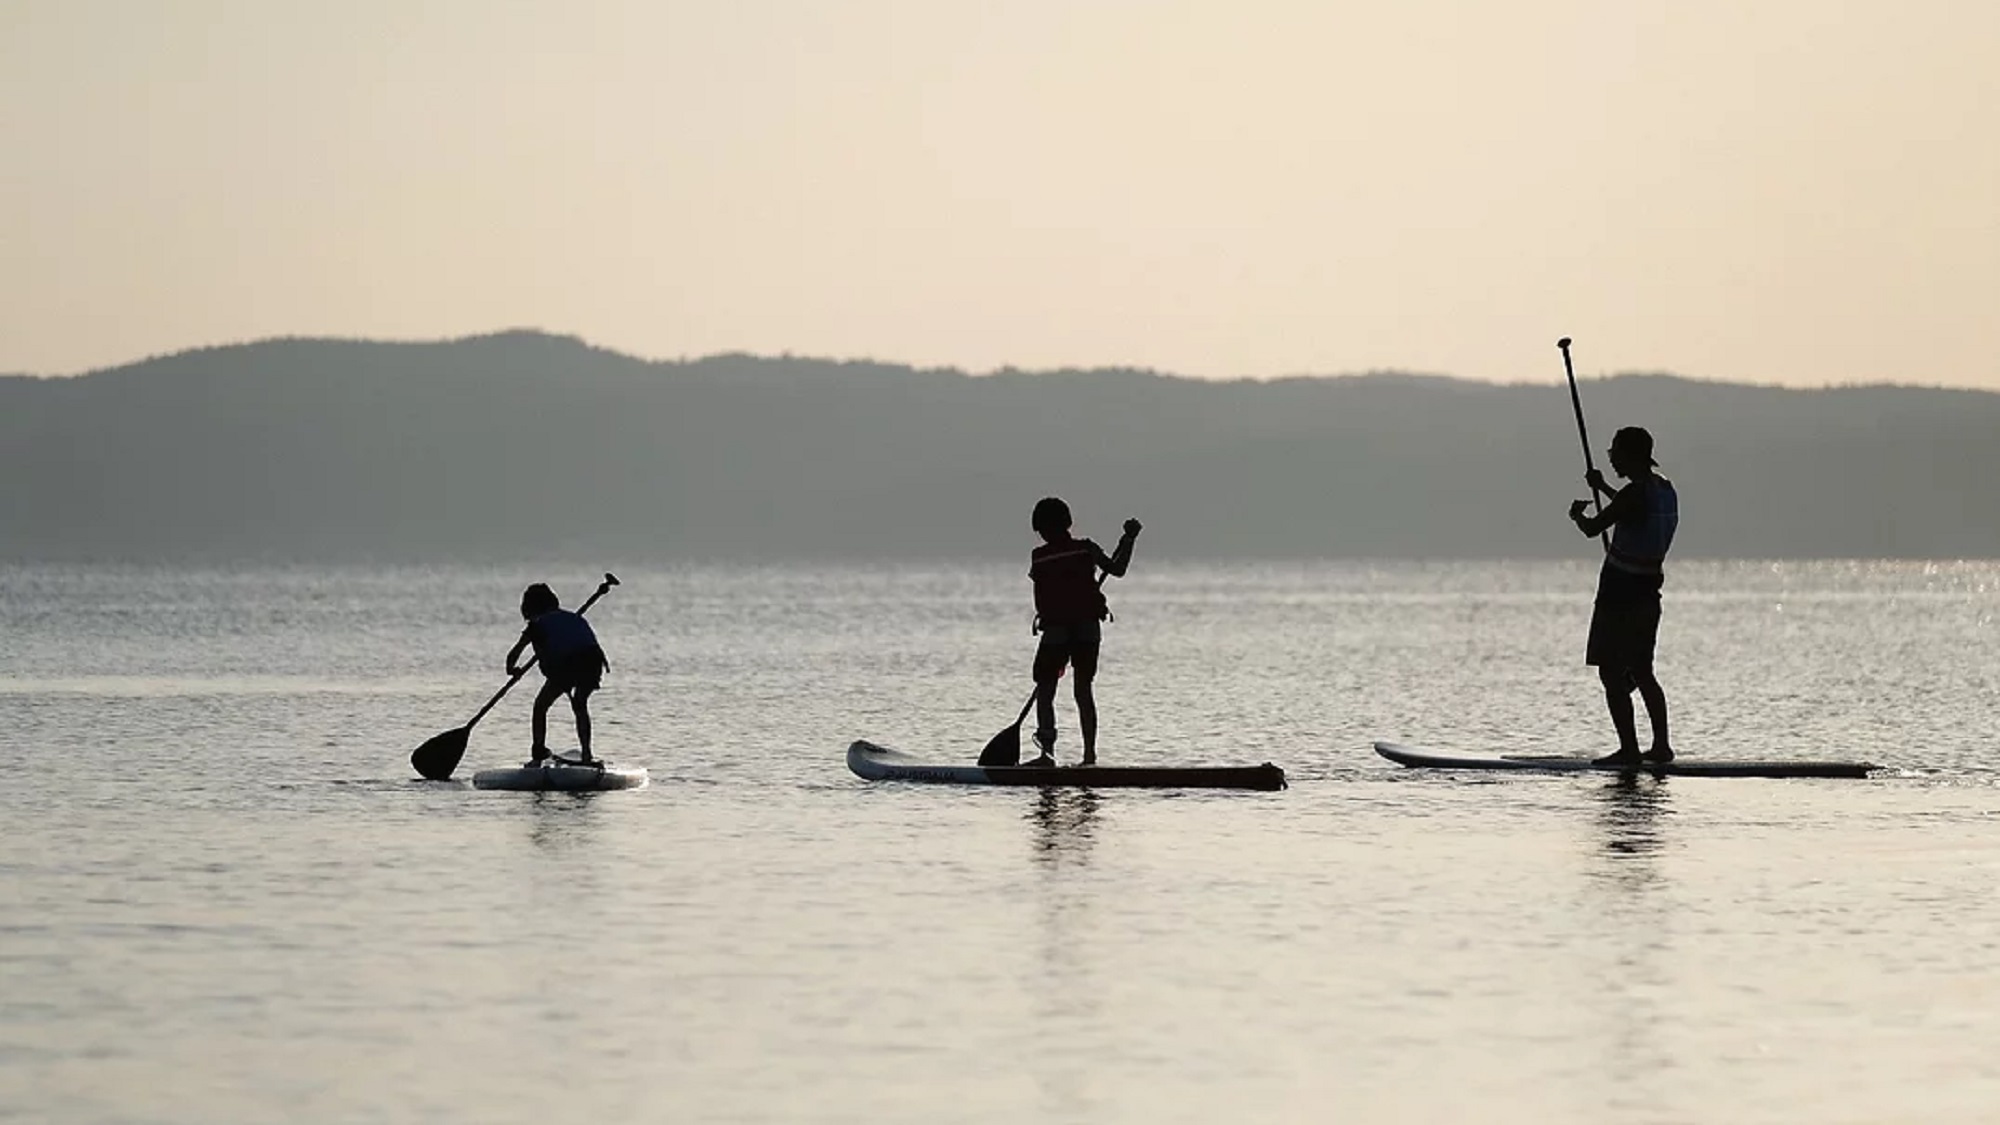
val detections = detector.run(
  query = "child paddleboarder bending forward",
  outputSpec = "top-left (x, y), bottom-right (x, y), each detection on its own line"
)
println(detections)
top-left (505, 583), bottom-right (611, 765)
top-left (1025, 497), bottom-right (1141, 768)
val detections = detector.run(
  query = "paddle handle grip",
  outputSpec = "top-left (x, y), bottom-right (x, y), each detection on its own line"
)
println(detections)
top-left (1558, 339), bottom-right (1599, 491)
top-left (1558, 338), bottom-right (1608, 546)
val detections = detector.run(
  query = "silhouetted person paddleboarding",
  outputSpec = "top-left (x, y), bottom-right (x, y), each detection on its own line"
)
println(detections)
top-left (505, 582), bottom-right (612, 766)
top-left (1569, 427), bottom-right (1679, 766)
top-left (1024, 498), bottom-right (1140, 768)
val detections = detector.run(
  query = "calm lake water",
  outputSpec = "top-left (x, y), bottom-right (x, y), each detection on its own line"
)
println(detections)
top-left (3, 560), bottom-right (1998, 1124)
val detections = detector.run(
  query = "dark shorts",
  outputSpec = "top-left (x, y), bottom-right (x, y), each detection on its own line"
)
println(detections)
top-left (542, 646), bottom-right (605, 694)
top-left (1586, 599), bottom-right (1660, 669)
top-left (1033, 621), bottom-right (1102, 685)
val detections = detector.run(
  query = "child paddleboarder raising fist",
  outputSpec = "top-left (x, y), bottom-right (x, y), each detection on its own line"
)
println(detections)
top-left (505, 583), bottom-right (611, 766)
top-left (1025, 497), bottom-right (1141, 768)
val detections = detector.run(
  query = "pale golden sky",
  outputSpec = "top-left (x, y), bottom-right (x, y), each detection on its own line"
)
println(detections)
top-left (3, 0), bottom-right (1995, 385)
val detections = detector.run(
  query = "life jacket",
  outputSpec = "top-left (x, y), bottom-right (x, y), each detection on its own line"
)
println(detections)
top-left (1606, 477), bottom-right (1679, 576)
top-left (1030, 538), bottom-right (1109, 629)
top-left (526, 608), bottom-right (601, 664)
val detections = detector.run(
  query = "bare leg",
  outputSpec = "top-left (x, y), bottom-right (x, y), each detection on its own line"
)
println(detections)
top-left (1033, 678), bottom-right (1059, 752)
top-left (1630, 666), bottom-right (1671, 752)
top-left (571, 686), bottom-right (594, 760)
top-left (1599, 666), bottom-right (1640, 754)
top-left (531, 680), bottom-right (564, 758)
top-left (1075, 680), bottom-right (1098, 764)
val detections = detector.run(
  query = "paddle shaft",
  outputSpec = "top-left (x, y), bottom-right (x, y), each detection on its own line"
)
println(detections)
top-left (1008, 688), bottom-right (1036, 729)
top-left (1557, 338), bottom-right (1608, 546)
top-left (463, 574), bottom-right (619, 731)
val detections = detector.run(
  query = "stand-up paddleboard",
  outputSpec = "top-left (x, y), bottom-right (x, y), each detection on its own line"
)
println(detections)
top-left (1375, 741), bottom-right (1877, 779)
top-left (848, 740), bottom-right (1286, 791)
top-left (472, 757), bottom-right (649, 791)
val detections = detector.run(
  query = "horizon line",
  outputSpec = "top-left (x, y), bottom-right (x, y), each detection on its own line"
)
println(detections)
top-left (0, 327), bottom-right (1975, 395)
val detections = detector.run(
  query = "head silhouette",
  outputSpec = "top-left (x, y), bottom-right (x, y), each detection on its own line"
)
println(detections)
top-left (1608, 427), bottom-right (1658, 476)
top-left (520, 583), bottom-right (561, 620)
top-left (1032, 497), bottom-right (1073, 538)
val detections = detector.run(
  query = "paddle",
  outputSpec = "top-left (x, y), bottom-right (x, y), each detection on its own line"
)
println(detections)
top-left (409, 572), bottom-right (620, 781)
top-left (977, 690), bottom-right (1039, 767)
top-left (1557, 337), bottom-right (1608, 545)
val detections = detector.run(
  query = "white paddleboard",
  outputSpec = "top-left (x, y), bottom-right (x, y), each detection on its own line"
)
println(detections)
top-left (471, 759), bottom-right (649, 791)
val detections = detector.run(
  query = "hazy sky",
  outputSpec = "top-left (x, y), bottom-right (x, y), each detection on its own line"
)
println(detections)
top-left (4, 0), bottom-right (1995, 386)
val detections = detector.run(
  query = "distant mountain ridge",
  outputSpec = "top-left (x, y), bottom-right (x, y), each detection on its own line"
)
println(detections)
top-left (2, 332), bottom-right (1994, 561)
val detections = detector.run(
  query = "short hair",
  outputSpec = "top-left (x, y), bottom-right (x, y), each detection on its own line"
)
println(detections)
top-left (1031, 496), bottom-right (1072, 534)
top-left (1610, 426), bottom-right (1658, 466)
top-left (520, 583), bottom-right (561, 619)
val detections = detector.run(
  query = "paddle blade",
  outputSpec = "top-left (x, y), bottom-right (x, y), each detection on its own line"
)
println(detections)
top-left (977, 724), bottom-right (1021, 767)
top-left (411, 727), bottom-right (470, 781)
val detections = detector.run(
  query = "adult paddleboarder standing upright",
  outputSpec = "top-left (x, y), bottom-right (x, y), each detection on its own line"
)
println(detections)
top-left (1559, 338), bottom-right (1680, 766)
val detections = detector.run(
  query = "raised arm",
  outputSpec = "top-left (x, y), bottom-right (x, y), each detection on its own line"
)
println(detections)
top-left (1095, 518), bottom-right (1142, 577)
